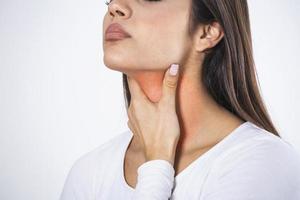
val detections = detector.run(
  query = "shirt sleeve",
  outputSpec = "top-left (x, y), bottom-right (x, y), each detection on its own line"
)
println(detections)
top-left (132, 159), bottom-right (175, 200)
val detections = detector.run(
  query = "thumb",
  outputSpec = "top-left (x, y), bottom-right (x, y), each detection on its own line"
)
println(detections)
top-left (161, 63), bottom-right (180, 107)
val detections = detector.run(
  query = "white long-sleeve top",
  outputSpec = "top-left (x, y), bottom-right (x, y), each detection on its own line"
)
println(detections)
top-left (59, 121), bottom-right (300, 200)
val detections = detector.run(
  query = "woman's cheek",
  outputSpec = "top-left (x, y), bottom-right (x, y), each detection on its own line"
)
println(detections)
top-left (162, 34), bottom-right (188, 64)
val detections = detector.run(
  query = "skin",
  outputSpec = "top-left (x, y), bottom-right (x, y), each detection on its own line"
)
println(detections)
top-left (103, 0), bottom-right (244, 187)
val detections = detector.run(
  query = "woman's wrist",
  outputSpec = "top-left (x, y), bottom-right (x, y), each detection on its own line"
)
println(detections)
top-left (144, 141), bottom-right (178, 166)
top-left (145, 154), bottom-right (175, 166)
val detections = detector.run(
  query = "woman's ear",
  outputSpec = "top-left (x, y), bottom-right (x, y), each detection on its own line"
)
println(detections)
top-left (193, 21), bottom-right (224, 53)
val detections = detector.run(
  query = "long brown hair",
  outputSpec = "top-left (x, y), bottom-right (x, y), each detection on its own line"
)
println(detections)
top-left (121, 0), bottom-right (280, 137)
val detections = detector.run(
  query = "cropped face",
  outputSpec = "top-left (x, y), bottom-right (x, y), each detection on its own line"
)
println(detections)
top-left (102, 0), bottom-right (193, 73)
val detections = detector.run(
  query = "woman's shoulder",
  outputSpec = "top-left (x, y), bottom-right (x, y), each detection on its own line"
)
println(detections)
top-left (201, 125), bottom-right (300, 199)
top-left (215, 123), bottom-right (300, 171)
top-left (60, 130), bottom-right (132, 199)
top-left (211, 124), bottom-right (300, 190)
top-left (72, 129), bottom-right (132, 170)
top-left (63, 130), bottom-right (132, 184)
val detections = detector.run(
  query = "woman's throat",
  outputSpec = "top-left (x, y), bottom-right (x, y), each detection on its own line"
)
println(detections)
top-left (130, 71), bottom-right (165, 103)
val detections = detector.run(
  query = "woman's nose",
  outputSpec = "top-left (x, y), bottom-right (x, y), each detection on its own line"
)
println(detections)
top-left (108, 1), bottom-right (130, 19)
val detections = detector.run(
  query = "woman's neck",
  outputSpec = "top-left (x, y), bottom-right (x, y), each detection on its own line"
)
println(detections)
top-left (126, 64), bottom-right (244, 155)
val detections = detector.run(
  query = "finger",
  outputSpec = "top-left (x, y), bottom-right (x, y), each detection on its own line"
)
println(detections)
top-left (127, 76), bottom-right (149, 103)
top-left (161, 63), bottom-right (180, 107)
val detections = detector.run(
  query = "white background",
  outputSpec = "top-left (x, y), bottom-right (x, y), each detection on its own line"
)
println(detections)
top-left (0, 0), bottom-right (299, 199)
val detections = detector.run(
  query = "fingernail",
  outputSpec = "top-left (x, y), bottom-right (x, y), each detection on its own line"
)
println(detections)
top-left (169, 64), bottom-right (179, 76)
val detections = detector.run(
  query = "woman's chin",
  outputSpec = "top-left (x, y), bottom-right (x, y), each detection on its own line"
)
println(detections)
top-left (103, 55), bottom-right (150, 73)
top-left (104, 64), bottom-right (126, 73)
top-left (103, 55), bottom-right (128, 72)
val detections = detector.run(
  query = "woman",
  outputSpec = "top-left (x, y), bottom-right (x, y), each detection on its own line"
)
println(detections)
top-left (60, 0), bottom-right (300, 199)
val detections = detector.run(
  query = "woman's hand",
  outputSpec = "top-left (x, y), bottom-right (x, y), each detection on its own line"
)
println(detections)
top-left (126, 63), bottom-right (180, 166)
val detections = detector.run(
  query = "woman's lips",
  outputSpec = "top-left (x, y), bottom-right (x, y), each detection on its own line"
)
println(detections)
top-left (105, 23), bottom-right (131, 41)
top-left (105, 32), bottom-right (131, 41)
